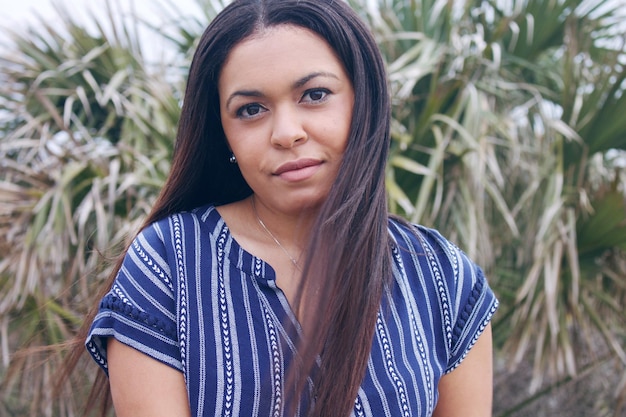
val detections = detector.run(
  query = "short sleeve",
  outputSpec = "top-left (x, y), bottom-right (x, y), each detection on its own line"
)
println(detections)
top-left (446, 261), bottom-right (497, 371)
top-left (422, 227), bottom-right (498, 373)
top-left (85, 221), bottom-right (182, 374)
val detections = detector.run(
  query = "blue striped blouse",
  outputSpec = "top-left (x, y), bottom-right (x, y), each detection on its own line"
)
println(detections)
top-left (86, 205), bottom-right (498, 416)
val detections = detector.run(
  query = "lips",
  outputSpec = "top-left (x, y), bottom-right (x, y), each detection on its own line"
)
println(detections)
top-left (274, 158), bottom-right (323, 182)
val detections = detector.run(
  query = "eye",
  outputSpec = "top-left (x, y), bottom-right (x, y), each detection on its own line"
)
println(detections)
top-left (236, 103), bottom-right (266, 119)
top-left (301, 88), bottom-right (330, 104)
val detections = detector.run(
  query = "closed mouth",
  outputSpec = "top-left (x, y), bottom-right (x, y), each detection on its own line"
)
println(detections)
top-left (273, 158), bottom-right (322, 176)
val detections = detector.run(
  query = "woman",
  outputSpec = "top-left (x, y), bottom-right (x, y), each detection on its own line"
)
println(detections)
top-left (80, 0), bottom-right (498, 416)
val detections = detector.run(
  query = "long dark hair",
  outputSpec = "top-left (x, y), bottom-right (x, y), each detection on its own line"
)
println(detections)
top-left (62, 1), bottom-right (391, 416)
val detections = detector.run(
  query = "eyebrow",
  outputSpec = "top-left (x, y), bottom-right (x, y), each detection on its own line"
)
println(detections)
top-left (293, 71), bottom-right (339, 88)
top-left (225, 71), bottom-right (340, 110)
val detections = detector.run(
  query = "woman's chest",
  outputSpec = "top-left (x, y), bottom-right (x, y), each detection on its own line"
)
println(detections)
top-left (178, 268), bottom-right (446, 417)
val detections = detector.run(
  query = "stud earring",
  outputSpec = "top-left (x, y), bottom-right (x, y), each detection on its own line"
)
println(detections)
top-left (229, 153), bottom-right (237, 164)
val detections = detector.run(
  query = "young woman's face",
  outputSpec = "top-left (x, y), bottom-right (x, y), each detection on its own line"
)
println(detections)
top-left (218, 25), bottom-right (354, 214)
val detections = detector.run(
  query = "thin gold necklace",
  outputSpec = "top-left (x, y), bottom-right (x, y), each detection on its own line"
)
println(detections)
top-left (251, 198), bottom-right (301, 271)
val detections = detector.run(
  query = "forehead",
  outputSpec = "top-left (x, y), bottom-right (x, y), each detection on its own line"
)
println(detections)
top-left (218, 25), bottom-right (348, 92)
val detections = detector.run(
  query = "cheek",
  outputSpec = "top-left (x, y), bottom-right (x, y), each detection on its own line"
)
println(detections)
top-left (220, 117), bottom-right (235, 150)
top-left (221, 124), bottom-right (252, 156)
top-left (333, 117), bottom-right (351, 153)
top-left (321, 110), bottom-right (351, 148)
top-left (337, 100), bottom-right (354, 150)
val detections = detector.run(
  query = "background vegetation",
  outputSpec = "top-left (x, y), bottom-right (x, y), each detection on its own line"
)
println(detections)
top-left (1, 0), bottom-right (625, 415)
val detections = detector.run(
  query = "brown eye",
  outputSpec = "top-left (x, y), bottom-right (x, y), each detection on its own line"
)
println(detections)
top-left (236, 103), bottom-right (266, 118)
top-left (301, 88), bottom-right (330, 103)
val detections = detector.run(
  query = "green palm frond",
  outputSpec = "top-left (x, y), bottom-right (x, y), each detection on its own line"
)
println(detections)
top-left (354, 0), bottom-right (626, 411)
top-left (0, 2), bottom-right (185, 414)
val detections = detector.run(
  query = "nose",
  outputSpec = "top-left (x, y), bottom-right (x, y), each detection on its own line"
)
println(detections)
top-left (270, 104), bottom-right (307, 148)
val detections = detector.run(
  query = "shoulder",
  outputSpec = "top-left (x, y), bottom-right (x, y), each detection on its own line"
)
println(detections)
top-left (387, 216), bottom-right (493, 314)
top-left (387, 216), bottom-right (498, 369)
top-left (139, 204), bottom-right (222, 243)
top-left (387, 216), bottom-right (463, 264)
top-left (156, 203), bottom-right (221, 229)
top-left (122, 204), bottom-right (223, 275)
top-left (389, 214), bottom-right (486, 296)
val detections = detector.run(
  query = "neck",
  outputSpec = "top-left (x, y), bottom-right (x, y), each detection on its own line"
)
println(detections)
top-left (249, 195), bottom-right (317, 253)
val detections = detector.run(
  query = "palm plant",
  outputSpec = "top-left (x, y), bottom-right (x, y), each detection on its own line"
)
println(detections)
top-left (351, 0), bottom-right (626, 414)
top-left (0, 2), bottom-right (185, 415)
